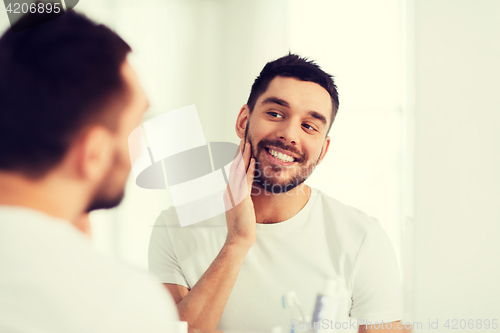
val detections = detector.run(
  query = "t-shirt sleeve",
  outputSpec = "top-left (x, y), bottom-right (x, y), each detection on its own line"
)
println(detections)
top-left (349, 222), bottom-right (404, 322)
top-left (148, 211), bottom-right (190, 288)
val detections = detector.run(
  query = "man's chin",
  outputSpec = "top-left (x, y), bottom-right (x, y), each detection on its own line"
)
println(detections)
top-left (253, 177), bottom-right (304, 194)
top-left (85, 192), bottom-right (125, 212)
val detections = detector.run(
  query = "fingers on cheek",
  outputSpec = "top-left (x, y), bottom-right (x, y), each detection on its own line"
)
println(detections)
top-left (229, 151), bottom-right (243, 181)
top-left (241, 182), bottom-right (249, 201)
top-left (235, 161), bottom-right (247, 190)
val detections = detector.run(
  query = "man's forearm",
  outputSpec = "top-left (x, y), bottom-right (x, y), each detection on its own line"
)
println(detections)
top-left (176, 242), bottom-right (250, 330)
top-left (175, 139), bottom-right (256, 330)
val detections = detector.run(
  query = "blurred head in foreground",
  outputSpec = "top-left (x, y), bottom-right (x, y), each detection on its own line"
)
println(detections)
top-left (0, 11), bottom-right (148, 216)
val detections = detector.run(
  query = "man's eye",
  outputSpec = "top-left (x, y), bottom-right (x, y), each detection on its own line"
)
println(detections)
top-left (302, 124), bottom-right (316, 131)
top-left (268, 112), bottom-right (283, 118)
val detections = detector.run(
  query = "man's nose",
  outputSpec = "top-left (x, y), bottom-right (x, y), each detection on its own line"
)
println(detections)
top-left (275, 122), bottom-right (298, 145)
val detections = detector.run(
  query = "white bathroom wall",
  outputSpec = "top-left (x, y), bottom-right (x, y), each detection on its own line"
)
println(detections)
top-left (0, 5), bottom-right (8, 30)
top-left (413, 0), bottom-right (500, 328)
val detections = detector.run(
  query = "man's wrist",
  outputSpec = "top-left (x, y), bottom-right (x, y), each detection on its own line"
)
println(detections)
top-left (223, 239), bottom-right (253, 253)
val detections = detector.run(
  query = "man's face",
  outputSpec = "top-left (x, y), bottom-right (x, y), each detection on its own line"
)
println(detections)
top-left (241, 76), bottom-right (332, 194)
top-left (86, 61), bottom-right (148, 211)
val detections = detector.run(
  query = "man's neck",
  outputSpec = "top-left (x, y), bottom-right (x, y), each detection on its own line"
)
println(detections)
top-left (0, 171), bottom-right (87, 223)
top-left (251, 183), bottom-right (311, 224)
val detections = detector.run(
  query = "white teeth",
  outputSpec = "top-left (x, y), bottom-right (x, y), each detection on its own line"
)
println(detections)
top-left (268, 148), bottom-right (294, 163)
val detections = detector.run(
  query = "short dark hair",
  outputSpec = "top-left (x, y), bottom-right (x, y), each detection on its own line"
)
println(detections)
top-left (247, 53), bottom-right (339, 134)
top-left (0, 11), bottom-right (132, 178)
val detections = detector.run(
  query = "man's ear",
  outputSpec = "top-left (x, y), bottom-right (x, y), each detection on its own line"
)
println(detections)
top-left (235, 105), bottom-right (250, 139)
top-left (316, 135), bottom-right (331, 165)
top-left (76, 126), bottom-right (113, 182)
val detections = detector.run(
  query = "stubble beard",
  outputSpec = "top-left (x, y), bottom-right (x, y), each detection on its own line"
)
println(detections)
top-left (85, 150), bottom-right (127, 212)
top-left (244, 124), bottom-right (319, 194)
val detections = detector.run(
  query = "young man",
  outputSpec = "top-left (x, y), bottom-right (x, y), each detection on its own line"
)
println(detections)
top-left (0, 12), bottom-right (178, 332)
top-left (149, 54), bottom-right (404, 332)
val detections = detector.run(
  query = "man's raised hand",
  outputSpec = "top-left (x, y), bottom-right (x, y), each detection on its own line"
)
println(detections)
top-left (223, 139), bottom-right (257, 249)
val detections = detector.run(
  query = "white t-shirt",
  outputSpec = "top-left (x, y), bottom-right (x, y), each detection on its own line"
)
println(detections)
top-left (0, 206), bottom-right (179, 333)
top-left (149, 188), bottom-right (403, 332)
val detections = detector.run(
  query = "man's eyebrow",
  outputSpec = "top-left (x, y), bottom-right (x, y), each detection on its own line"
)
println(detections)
top-left (308, 111), bottom-right (327, 126)
top-left (261, 96), bottom-right (328, 126)
top-left (261, 97), bottom-right (290, 108)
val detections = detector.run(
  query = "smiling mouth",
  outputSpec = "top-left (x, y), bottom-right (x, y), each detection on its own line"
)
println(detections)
top-left (265, 147), bottom-right (298, 163)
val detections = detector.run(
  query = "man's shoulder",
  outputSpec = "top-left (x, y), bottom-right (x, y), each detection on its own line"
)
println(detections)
top-left (0, 206), bottom-right (177, 331)
top-left (315, 189), bottom-right (380, 226)
top-left (0, 205), bottom-right (158, 293)
top-left (54, 232), bottom-right (177, 329)
top-left (313, 188), bottom-right (383, 239)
